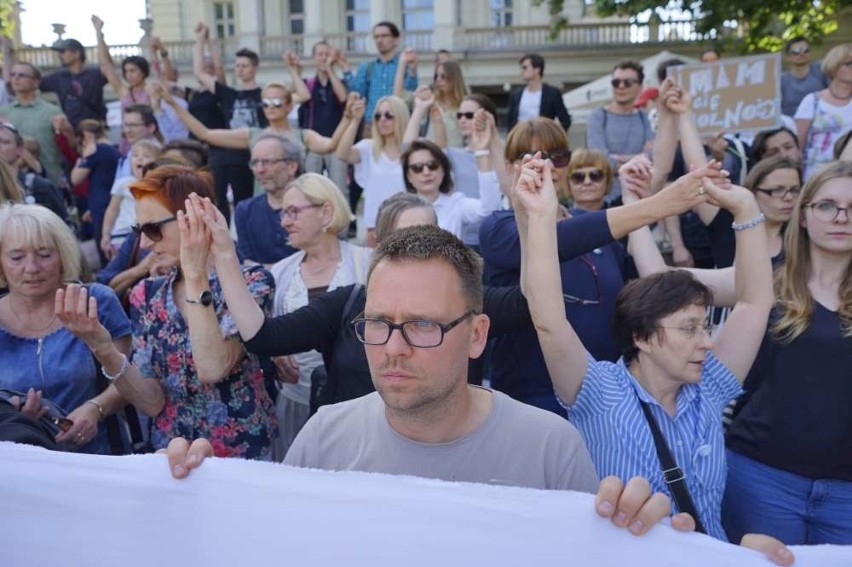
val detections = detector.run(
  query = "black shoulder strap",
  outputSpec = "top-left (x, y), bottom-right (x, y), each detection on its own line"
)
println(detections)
top-left (639, 401), bottom-right (706, 534)
top-left (341, 283), bottom-right (363, 328)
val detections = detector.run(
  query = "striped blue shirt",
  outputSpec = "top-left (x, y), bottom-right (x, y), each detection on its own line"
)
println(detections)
top-left (564, 352), bottom-right (742, 541)
top-left (344, 53), bottom-right (418, 123)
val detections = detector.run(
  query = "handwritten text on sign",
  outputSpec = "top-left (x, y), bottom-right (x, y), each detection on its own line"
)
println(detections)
top-left (671, 53), bottom-right (782, 135)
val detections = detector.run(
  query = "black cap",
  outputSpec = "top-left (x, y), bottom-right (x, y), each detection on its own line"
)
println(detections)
top-left (52, 38), bottom-right (85, 53)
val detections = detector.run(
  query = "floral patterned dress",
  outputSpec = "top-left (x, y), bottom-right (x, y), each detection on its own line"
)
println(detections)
top-left (129, 265), bottom-right (277, 460)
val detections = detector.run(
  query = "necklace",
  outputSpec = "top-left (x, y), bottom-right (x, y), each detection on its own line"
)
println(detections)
top-left (300, 259), bottom-right (339, 278)
top-left (5, 296), bottom-right (57, 335)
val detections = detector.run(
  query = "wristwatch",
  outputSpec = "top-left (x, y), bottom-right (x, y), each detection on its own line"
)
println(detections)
top-left (186, 290), bottom-right (214, 307)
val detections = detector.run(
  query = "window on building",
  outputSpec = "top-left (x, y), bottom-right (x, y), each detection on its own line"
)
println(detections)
top-left (402, 0), bottom-right (434, 31)
top-left (346, 0), bottom-right (371, 52)
top-left (490, 0), bottom-right (512, 27)
top-left (289, 0), bottom-right (304, 35)
top-left (212, 1), bottom-right (236, 39)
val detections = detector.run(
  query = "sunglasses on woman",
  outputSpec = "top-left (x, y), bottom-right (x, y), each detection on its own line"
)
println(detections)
top-left (408, 160), bottom-right (440, 174)
top-left (261, 98), bottom-right (285, 108)
top-left (374, 111), bottom-right (395, 121)
top-left (456, 111), bottom-right (476, 120)
top-left (131, 216), bottom-right (177, 242)
top-left (569, 169), bottom-right (605, 184)
top-left (517, 150), bottom-right (572, 169)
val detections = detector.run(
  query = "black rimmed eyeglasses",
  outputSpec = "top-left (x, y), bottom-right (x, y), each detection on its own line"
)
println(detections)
top-left (352, 311), bottom-right (475, 348)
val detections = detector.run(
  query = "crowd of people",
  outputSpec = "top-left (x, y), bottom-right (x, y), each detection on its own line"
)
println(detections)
top-left (0, 16), bottom-right (849, 557)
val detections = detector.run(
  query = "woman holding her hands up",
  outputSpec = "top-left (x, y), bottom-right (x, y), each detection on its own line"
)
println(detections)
top-left (516, 152), bottom-right (774, 541)
top-left (57, 166), bottom-right (276, 460)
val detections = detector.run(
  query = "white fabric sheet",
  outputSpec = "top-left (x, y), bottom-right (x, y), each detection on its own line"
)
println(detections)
top-left (0, 442), bottom-right (848, 566)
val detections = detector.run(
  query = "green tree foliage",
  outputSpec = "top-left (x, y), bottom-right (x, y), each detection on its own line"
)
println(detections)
top-left (0, 0), bottom-right (15, 37)
top-left (534, 0), bottom-right (850, 52)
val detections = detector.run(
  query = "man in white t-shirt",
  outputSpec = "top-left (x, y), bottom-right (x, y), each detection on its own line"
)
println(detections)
top-left (506, 53), bottom-right (571, 133)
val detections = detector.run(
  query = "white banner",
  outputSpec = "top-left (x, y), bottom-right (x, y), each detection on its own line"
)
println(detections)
top-left (0, 442), bottom-right (847, 566)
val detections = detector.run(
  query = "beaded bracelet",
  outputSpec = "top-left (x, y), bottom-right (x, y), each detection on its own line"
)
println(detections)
top-left (102, 353), bottom-right (130, 382)
top-left (731, 212), bottom-right (766, 231)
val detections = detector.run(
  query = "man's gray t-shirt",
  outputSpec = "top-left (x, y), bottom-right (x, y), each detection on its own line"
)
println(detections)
top-left (285, 389), bottom-right (599, 492)
top-left (586, 107), bottom-right (653, 203)
top-left (781, 62), bottom-right (828, 117)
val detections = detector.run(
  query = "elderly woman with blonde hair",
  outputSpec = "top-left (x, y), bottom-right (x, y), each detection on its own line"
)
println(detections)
top-left (0, 204), bottom-right (129, 453)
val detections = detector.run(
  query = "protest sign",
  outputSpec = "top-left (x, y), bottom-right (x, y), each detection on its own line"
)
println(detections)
top-left (671, 53), bottom-right (782, 135)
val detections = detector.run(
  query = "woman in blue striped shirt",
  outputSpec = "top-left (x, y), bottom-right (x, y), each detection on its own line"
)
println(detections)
top-left (515, 155), bottom-right (774, 541)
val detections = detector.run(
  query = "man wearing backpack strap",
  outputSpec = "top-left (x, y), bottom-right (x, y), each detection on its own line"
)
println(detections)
top-left (331, 21), bottom-right (417, 139)
top-left (300, 42), bottom-right (349, 201)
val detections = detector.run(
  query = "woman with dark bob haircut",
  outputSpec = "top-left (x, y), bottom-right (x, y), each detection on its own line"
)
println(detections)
top-left (400, 139), bottom-right (502, 241)
top-left (58, 165), bottom-right (277, 460)
top-left (519, 153), bottom-right (774, 541)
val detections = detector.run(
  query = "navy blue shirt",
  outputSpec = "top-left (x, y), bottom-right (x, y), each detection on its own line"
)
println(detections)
top-left (298, 77), bottom-right (344, 138)
top-left (234, 194), bottom-right (298, 265)
top-left (480, 209), bottom-right (634, 408)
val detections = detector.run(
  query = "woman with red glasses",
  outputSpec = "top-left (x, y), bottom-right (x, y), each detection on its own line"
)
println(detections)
top-left (57, 165), bottom-right (277, 460)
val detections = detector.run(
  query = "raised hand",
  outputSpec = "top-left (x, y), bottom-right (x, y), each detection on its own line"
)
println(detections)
top-left (194, 22), bottom-right (209, 42)
top-left (350, 97), bottom-right (366, 121)
top-left (284, 51), bottom-right (303, 74)
top-left (656, 160), bottom-right (727, 215)
top-left (401, 47), bottom-right (417, 66)
top-left (412, 85), bottom-right (434, 111)
top-left (56, 284), bottom-right (113, 353)
top-left (664, 85), bottom-right (692, 115)
top-left (191, 193), bottom-right (238, 261)
top-left (469, 109), bottom-right (494, 151)
top-left (150, 36), bottom-right (163, 51)
top-left (700, 178), bottom-right (760, 218)
top-left (619, 154), bottom-right (653, 204)
top-left (178, 196), bottom-right (212, 281)
top-left (91, 15), bottom-right (104, 33)
top-left (512, 154), bottom-right (557, 219)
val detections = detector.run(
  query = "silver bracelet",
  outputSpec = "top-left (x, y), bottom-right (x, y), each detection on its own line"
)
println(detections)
top-left (473, 149), bottom-right (490, 157)
top-left (731, 212), bottom-right (766, 231)
top-left (102, 353), bottom-right (129, 382)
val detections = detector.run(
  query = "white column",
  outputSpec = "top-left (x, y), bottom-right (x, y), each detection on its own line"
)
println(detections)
top-left (303, 0), bottom-right (324, 57)
top-left (237, 0), bottom-right (263, 53)
top-left (433, 0), bottom-right (457, 53)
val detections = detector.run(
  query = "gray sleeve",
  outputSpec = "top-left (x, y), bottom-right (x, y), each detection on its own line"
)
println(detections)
top-left (585, 108), bottom-right (608, 153)
top-left (554, 428), bottom-right (600, 493)
top-left (283, 413), bottom-right (321, 468)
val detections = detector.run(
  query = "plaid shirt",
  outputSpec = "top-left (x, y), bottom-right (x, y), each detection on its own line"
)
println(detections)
top-left (344, 53), bottom-right (417, 123)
